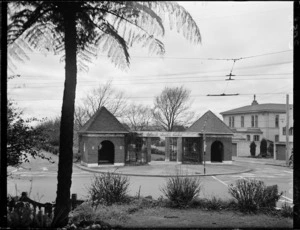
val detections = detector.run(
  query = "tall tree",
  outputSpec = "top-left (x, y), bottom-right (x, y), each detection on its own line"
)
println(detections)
top-left (75, 81), bottom-right (127, 129)
top-left (153, 86), bottom-right (195, 131)
top-left (125, 103), bottom-right (152, 131)
top-left (8, 2), bottom-right (201, 226)
top-left (7, 100), bottom-right (52, 168)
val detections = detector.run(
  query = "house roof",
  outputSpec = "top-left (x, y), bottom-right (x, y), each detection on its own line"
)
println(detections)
top-left (186, 110), bottom-right (233, 134)
top-left (220, 103), bottom-right (293, 115)
top-left (78, 106), bottom-right (129, 133)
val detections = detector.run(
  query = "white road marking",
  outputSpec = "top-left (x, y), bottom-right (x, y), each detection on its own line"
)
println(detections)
top-left (281, 195), bottom-right (293, 202)
top-left (279, 199), bottom-right (293, 204)
top-left (212, 176), bottom-right (228, 186)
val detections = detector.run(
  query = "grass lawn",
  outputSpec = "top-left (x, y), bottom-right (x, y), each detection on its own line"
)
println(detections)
top-left (70, 198), bottom-right (293, 229)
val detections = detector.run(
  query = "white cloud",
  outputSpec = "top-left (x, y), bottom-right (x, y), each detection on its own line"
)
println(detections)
top-left (8, 1), bottom-right (293, 123)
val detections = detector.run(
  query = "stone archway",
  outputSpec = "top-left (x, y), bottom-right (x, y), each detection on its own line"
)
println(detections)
top-left (211, 141), bottom-right (223, 162)
top-left (98, 140), bottom-right (115, 164)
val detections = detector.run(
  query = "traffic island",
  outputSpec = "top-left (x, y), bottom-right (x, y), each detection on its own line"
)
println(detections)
top-left (74, 162), bottom-right (252, 177)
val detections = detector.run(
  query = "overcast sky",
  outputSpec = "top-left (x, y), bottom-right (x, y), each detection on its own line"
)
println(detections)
top-left (7, 1), bottom-right (293, 123)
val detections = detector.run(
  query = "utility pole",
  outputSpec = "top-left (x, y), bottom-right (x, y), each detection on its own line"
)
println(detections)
top-left (285, 94), bottom-right (290, 166)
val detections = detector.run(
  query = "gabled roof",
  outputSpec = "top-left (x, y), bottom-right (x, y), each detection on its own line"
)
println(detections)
top-left (186, 110), bottom-right (233, 134)
top-left (220, 104), bottom-right (293, 115)
top-left (78, 107), bottom-right (129, 133)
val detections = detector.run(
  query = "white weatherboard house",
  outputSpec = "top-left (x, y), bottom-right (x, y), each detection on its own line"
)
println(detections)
top-left (275, 107), bottom-right (293, 160)
top-left (220, 95), bottom-right (293, 158)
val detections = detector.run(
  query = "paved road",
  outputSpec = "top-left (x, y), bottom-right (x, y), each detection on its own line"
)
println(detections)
top-left (8, 160), bottom-right (293, 208)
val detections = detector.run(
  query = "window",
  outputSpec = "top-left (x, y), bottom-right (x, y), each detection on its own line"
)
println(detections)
top-left (251, 115), bottom-right (254, 127)
top-left (283, 127), bottom-right (286, 135)
top-left (254, 135), bottom-right (260, 141)
top-left (275, 135), bottom-right (279, 142)
top-left (255, 115), bottom-right (258, 127)
top-left (229, 116), bottom-right (235, 128)
top-left (275, 115), bottom-right (279, 127)
top-left (247, 135), bottom-right (251, 141)
top-left (241, 116), bottom-right (244, 127)
top-left (289, 127), bottom-right (293, 136)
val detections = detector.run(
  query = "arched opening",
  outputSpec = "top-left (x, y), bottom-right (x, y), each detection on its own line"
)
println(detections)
top-left (98, 140), bottom-right (114, 164)
top-left (211, 141), bottom-right (223, 162)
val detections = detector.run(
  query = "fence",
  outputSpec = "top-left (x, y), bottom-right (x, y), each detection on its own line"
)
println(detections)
top-left (7, 192), bottom-right (84, 218)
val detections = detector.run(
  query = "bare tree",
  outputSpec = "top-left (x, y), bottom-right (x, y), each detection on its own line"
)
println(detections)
top-left (125, 104), bottom-right (153, 131)
top-left (8, 1), bottom-right (201, 226)
top-left (153, 86), bottom-right (194, 131)
top-left (75, 81), bottom-right (127, 129)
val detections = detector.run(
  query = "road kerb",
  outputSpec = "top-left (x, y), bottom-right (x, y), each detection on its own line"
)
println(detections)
top-left (73, 163), bottom-right (253, 177)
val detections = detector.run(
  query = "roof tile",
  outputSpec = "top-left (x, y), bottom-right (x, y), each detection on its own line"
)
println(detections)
top-left (78, 107), bottom-right (129, 133)
top-left (186, 110), bottom-right (233, 134)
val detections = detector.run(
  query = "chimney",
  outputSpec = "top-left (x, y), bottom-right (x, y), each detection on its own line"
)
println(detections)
top-left (251, 94), bottom-right (258, 105)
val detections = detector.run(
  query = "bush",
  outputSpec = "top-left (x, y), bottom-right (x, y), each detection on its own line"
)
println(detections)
top-left (280, 203), bottom-right (293, 218)
top-left (250, 141), bottom-right (256, 157)
top-left (151, 148), bottom-right (165, 155)
top-left (88, 172), bottom-right (130, 207)
top-left (228, 179), bottom-right (282, 212)
top-left (260, 139), bottom-right (268, 157)
top-left (191, 197), bottom-right (238, 211)
top-left (161, 175), bottom-right (201, 208)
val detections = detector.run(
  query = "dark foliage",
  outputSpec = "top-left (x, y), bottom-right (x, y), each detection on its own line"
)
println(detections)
top-left (260, 138), bottom-right (268, 157)
top-left (250, 141), bottom-right (256, 157)
top-left (161, 175), bottom-right (201, 208)
top-left (88, 173), bottom-right (130, 207)
top-left (228, 179), bottom-right (282, 213)
top-left (7, 100), bottom-right (53, 167)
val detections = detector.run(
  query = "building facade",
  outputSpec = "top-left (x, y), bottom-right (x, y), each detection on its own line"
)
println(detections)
top-left (78, 107), bottom-right (129, 167)
top-left (275, 107), bottom-right (293, 160)
top-left (79, 107), bottom-right (234, 167)
top-left (220, 95), bottom-right (293, 157)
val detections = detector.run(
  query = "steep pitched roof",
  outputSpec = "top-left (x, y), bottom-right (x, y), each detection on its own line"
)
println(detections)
top-left (186, 110), bottom-right (233, 134)
top-left (220, 104), bottom-right (293, 115)
top-left (78, 107), bottom-right (129, 133)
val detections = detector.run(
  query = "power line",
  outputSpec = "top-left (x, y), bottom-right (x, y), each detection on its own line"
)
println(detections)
top-left (8, 73), bottom-right (293, 84)
top-left (7, 76), bottom-right (293, 89)
top-left (10, 92), bottom-right (293, 101)
top-left (8, 60), bottom-right (293, 84)
top-left (12, 49), bottom-right (292, 61)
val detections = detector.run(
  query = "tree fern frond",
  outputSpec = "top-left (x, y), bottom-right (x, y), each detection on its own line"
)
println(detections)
top-left (148, 1), bottom-right (201, 44)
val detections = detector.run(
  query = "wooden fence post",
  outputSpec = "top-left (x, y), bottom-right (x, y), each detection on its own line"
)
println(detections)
top-left (71, 193), bottom-right (77, 210)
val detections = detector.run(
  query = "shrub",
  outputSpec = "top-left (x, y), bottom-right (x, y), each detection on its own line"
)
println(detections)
top-left (88, 172), bottom-right (130, 207)
top-left (161, 175), bottom-right (201, 208)
top-left (151, 148), bottom-right (165, 155)
top-left (280, 203), bottom-right (293, 218)
top-left (250, 141), bottom-right (256, 157)
top-left (260, 139), bottom-right (268, 157)
top-left (228, 179), bottom-right (282, 212)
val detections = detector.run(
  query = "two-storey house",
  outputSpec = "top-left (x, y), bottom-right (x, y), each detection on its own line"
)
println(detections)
top-left (220, 95), bottom-right (293, 157)
top-left (275, 107), bottom-right (293, 160)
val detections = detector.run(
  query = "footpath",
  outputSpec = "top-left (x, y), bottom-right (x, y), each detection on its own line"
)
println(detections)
top-left (232, 156), bottom-right (288, 167)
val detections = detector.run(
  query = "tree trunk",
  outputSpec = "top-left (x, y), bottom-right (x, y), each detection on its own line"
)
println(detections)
top-left (52, 7), bottom-right (77, 227)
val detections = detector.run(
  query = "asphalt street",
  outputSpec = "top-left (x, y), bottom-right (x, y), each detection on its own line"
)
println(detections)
top-left (8, 159), bottom-right (293, 208)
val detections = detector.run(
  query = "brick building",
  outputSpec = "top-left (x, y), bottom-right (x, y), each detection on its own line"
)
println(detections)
top-left (78, 107), bottom-right (129, 167)
top-left (78, 108), bottom-right (234, 167)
